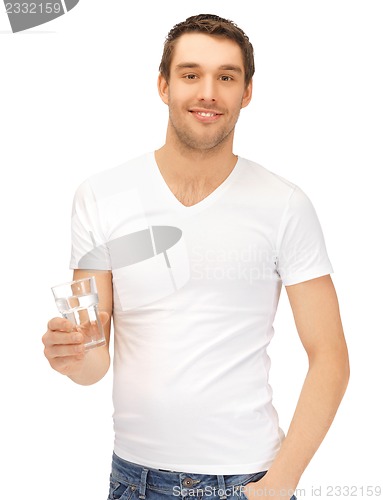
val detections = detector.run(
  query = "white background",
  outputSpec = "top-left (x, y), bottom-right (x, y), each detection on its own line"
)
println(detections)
top-left (1, 1), bottom-right (382, 498)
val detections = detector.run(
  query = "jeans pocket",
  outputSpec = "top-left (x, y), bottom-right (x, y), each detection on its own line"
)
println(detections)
top-left (108, 476), bottom-right (137, 500)
top-left (239, 471), bottom-right (267, 500)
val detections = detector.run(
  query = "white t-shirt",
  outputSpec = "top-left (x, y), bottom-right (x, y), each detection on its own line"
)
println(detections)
top-left (70, 152), bottom-right (333, 474)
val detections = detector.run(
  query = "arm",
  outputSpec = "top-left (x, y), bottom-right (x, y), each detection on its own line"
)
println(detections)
top-left (43, 269), bottom-right (113, 386)
top-left (246, 275), bottom-right (350, 499)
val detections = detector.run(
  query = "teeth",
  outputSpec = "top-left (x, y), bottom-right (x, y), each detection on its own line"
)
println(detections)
top-left (197, 112), bottom-right (216, 117)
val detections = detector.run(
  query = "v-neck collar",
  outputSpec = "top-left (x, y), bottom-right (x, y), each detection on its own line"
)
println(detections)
top-left (149, 152), bottom-right (243, 214)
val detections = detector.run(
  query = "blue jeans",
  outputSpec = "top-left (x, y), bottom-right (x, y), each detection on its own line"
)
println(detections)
top-left (108, 453), bottom-right (297, 500)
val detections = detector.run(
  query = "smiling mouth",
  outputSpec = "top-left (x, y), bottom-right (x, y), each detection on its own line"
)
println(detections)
top-left (195, 111), bottom-right (218, 117)
top-left (189, 110), bottom-right (223, 121)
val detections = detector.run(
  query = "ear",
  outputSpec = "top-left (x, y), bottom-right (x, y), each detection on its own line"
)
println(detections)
top-left (241, 79), bottom-right (253, 109)
top-left (158, 73), bottom-right (169, 105)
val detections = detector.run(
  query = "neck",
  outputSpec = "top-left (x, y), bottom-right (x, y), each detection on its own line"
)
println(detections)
top-left (155, 125), bottom-right (237, 183)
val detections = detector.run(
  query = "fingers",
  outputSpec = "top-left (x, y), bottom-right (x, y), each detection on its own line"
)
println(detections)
top-left (43, 317), bottom-right (82, 346)
top-left (47, 317), bottom-right (75, 333)
top-left (42, 313), bottom-right (108, 377)
top-left (44, 339), bottom-right (85, 358)
top-left (43, 317), bottom-right (86, 375)
top-left (42, 328), bottom-right (83, 348)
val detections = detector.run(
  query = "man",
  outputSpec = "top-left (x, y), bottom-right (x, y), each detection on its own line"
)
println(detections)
top-left (42, 14), bottom-right (349, 500)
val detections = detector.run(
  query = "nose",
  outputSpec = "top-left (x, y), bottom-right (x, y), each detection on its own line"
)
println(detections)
top-left (196, 76), bottom-right (216, 102)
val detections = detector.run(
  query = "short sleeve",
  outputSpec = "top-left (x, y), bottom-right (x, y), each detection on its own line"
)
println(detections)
top-left (276, 186), bottom-right (333, 286)
top-left (69, 180), bottom-right (111, 270)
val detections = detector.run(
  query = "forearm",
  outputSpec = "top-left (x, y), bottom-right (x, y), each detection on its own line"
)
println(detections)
top-left (68, 345), bottom-right (111, 386)
top-left (264, 352), bottom-right (350, 493)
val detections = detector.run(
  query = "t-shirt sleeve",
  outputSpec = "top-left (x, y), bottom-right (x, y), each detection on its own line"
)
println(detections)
top-left (275, 185), bottom-right (333, 286)
top-left (69, 180), bottom-right (111, 271)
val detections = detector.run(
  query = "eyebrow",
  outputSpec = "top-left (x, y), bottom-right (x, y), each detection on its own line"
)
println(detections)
top-left (175, 63), bottom-right (243, 74)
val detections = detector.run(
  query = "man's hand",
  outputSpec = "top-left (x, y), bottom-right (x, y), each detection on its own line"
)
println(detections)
top-left (42, 317), bottom-right (87, 377)
top-left (43, 270), bottom-right (113, 385)
top-left (42, 311), bottom-right (110, 382)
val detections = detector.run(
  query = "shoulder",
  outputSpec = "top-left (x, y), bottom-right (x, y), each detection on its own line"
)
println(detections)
top-left (239, 157), bottom-right (298, 192)
top-left (75, 152), bottom-right (153, 200)
top-left (238, 156), bottom-right (311, 205)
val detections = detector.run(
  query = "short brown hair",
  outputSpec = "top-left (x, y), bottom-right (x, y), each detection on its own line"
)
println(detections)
top-left (159, 14), bottom-right (255, 87)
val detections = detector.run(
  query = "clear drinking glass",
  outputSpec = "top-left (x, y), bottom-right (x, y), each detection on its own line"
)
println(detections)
top-left (51, 276), bottom-right (106, 351)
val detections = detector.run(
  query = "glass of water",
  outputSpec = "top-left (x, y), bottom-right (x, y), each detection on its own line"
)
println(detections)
top-left (51, 276), bottom-right (106, 351)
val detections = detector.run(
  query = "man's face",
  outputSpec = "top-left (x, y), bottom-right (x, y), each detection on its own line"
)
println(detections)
top-left (158, 33), bottom-right (252, 152)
